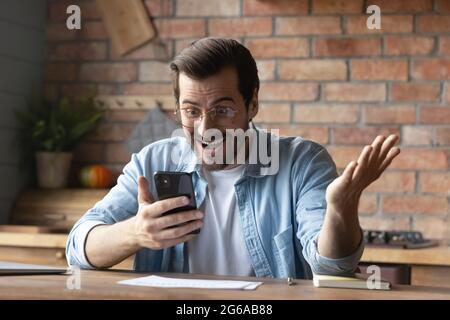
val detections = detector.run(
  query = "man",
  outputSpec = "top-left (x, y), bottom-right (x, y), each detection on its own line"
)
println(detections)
top-left (66, 38), bottom-right (400, 278)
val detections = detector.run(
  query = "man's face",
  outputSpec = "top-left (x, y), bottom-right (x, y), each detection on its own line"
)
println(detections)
top-left (178, 67), bottom-right (258, 171)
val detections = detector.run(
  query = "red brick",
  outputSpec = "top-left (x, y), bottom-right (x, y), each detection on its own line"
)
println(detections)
top-left (367, 0), bottom-right (433, 13)
top-left (413, 217), bottom-right (449, 241)
top-left (390, 148), bottom-right (449, 170)
top-left (420, 172), bottom-right (450, 193)
top-left (245, 38), bottom-right (309, 58)
top-left (417, 15), bottom-right (450, 32)
top-left (327, 146), bottom-right (363, 168)
top-left (145, 0), bottom-right (174, 17)
top-left (175, 38), bottom-right (201, 55)
top-left (332, 127), bottom-right (399, 145)
top-left (139, 61), bottom-right (171, 82)
top-left (268, 125), bottom-right (329, 144)
top-left (86, 124), bottom-right (133, 142)
top-left (402, 126), bottom-right (434, 145)
top-left (413, 59), bottom-right (450, 80)
top-left (360, 216), bottom-right (410, 230)
top-left (105, 143), bottom-right (131, 164)
top-left (253, 103), bottom-right (291, 123)
top-left (385, 36), bottom-right (435, 56)
top-left (80, 63), bottom-right (137, 82)
top-left (358, 193), bottom-right (378, 215)
top-left (323, 83), bottom-right (386, 102)
top-left (60, 84), bottom-right (97, 98)
top-left (209, 17), bottom-right (272, 37)
top-left (391, 83), bottom-right (441, 102)
top-left (122, 83), bottom-right (173, 95)
top-left (97, 84), bottom-right (119, 95)
top-left (366, 172), bottom-right (416, 193)
top-left (46, 23), bottom-right (76, 41)
top-left (382, 195), bottom-right (448, 216)
top-left (446, 83), bottom-right (450, 102)
top-left (78, 21), bottom-right (108, 40)
top-left (315, 38), bottom-right (380, 57)
top-left (176, 0), bottom-right (240, 16)
top-left (346, 15), bottom-right (413, 34)
top-left (276, 17), bottom-right (341, 36)
top-left (44, 84), bottom-right (58, 102)
top-left (103, 110), bottom-right (149, 123)
top-left (47, 42), bottom-right (107, 61)
top-left (279, 60), bottom-right (347, 81)
top-left (294, 105), bottom-right (359, 124)
top-left (73, 142), bottom-right (105, 163)
top-left (45, 63), bottom-right (78, 82)
top-left (436, 128), bottom-right (450, 145)
top-left (420, 106), bottom-right (450, 124)
top-left (243, 0), bottom-right (308, 15)
top-left (328, 146), bottom-right (448, 170)
top-left (313, 0), bottom-right (363, 14)
top-left (351, 59), bottom-right (408, 81)
top-left (256, 60), bottom-right (275, 81)
top-left (436, 0), bottom-right (450, 12)
top-left (440, 37), bottom-right (450, 55)
top-left (111, 41), bottom-right (172, 60)
top-left (364, 105), bottom-right (416, 124)
top-left (47, 0), bottom-right (102, 21)
top-left (259, 83), bottom-right (318, 101)
top-left (154, 18), bottom-right (206, 39)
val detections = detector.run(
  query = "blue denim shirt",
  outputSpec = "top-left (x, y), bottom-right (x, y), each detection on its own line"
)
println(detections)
top-left (66, 129), bottom-right (364, 279)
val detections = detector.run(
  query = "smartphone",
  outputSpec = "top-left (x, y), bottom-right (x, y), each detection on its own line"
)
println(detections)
top-left (153, 171), bottom-right (200, 234)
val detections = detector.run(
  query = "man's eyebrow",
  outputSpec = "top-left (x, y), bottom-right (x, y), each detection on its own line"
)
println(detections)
top-left (181, 99), bottom-right (200, 106)
top-left (211, 97), bottom-right (235, 105)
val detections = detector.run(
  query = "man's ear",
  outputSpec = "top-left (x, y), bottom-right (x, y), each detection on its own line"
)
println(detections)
top-left (248, 89), bottom-right (259, 120)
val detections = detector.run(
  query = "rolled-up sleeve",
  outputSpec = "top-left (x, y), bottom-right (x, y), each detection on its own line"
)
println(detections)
top-left (294, 143), bottom-right (364, 276)
top-left (65, 149), bottom-right (146, 269)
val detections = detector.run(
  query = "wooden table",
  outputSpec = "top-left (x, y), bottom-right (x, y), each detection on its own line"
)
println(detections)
top-left (362, 246), bottom-right (450, 287)
top-left (1, 269), bottom-right (450, 300)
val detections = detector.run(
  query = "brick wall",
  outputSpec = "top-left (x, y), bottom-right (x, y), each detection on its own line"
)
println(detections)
top-left (44, 0), bottom-right (450, 240)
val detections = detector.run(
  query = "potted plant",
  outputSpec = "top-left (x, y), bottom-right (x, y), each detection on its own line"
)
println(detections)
top-left (16, 95), bottom-right (103, 188)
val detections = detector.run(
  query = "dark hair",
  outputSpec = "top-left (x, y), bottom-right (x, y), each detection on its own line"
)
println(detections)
top-left (170, 37), bottom-right (259, 108)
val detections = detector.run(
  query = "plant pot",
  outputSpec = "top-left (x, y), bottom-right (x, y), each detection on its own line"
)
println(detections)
top-left (35, 151), bottom-right (73, 188)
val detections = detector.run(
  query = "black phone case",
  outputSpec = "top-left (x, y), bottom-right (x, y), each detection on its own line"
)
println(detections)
top-left (153, 171), bottom-right (199, 234)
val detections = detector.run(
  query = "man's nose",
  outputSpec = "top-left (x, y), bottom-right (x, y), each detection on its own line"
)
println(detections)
top-left (196, 113), bottom-right (215, 137)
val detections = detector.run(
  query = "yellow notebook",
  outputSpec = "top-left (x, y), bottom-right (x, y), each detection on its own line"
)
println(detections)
top-left (313, 273), bottom-right (391, 290)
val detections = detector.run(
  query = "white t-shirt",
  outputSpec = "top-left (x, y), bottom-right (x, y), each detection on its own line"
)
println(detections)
top-left (187, 165), bottom-right (254, 276)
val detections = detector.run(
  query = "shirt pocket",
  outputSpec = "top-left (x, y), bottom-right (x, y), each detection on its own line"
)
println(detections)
top-left (273, 225), bottom-right (296, 278)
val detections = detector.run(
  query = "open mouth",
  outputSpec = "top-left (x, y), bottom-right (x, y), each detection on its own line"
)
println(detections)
top-left (196, 138), bottom-right (224, 149)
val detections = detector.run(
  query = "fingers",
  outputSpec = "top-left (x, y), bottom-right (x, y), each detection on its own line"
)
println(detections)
top-left (155, 219), bottom-right (203, 241)
top-left (150, 196), bottom-right (191, 217)
top-left (138, 176), bottom-right (154, 205)
top-left (352, 145), bottom-right (373, 181)
top-left (341, 161), bottom-right (358, 186)
top-left (368, 135), bottom-right (385, 164)
top-left (378, 146), bottom-right (401, 174)
top-left (377, 134), bottom-right (399, 165)
top-left (153, 210), bottom-right (204, 229)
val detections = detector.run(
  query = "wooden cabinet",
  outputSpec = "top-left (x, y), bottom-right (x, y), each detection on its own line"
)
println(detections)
top-left (361, 246), bottom-right (450, 287)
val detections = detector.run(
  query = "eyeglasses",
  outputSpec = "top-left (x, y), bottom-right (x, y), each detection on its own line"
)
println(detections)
top-left (174, 106), bottom-right (237, 128)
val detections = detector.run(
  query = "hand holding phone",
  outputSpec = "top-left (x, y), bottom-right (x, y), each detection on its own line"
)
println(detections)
top-left (130, 176), bottom-right (203, 251)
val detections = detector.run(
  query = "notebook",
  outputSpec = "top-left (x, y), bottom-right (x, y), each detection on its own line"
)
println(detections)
top-left (0, 261), bottom-right (68, 275)
top-left (313, 273), bottom-right (391, 290)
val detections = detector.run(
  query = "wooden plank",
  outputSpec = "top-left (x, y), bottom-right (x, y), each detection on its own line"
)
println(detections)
top-left (411, 266), bottom-right (450, 288)
top-left (11, 188), bottom-right (109, 229)
top-left (0, 232), bottom-right (67, 248)
top-left (95, 0), bottom-right (156, 56)
top-left (2, 270), bottom-right (450, 299)
top-left (362, 246), bottom-right (450, 267)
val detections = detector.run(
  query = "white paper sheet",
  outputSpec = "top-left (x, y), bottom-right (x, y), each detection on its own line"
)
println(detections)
top-left (118, 275), bottom-right (263, 290)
